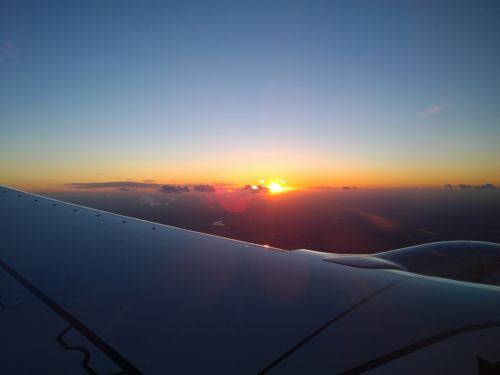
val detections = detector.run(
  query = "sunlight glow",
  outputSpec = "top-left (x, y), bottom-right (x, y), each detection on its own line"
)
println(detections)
top-left (268, 182), bottom-right (284, 194)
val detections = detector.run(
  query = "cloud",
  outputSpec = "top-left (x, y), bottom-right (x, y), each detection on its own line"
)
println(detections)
top-left (158, 184), bottom-right (182, 193)
top-left (308, 186), bottom-right (358, 191)
top-left (67, 181), bottom-right (159, 189)
top-left (0, 40), bottom-right (17, 60)
top-left (444, 183), bottom-right (496, 190)
top-left (67, 181), bottom-right (226, 193)
top-left (419, 104), bottom-right (444, 117)
top-left (193, 184), bottom-right (215, 193)
top-left (212, 220), bottom-right (226, 226)
top-left (158, 185), bottom-right (190, 193)
top-left (475, 183), bottom-right (496, 190)
top-left (241, 184), bottom-right (269, 193)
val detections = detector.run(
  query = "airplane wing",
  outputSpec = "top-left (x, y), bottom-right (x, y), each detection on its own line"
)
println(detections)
top-left (1, 186), bottom-right (499, 374)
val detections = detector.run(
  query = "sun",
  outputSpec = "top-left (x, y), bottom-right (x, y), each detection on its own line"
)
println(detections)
top-left (258, 179), bottom-right (291, 194)
top-left (268, 182), bottom-right (284, 194)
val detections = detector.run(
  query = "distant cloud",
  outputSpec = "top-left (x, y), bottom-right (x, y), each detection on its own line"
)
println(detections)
top-left (0, 39), bottom-right (17, 60)
top-left (308, 186), bottom-right (359, 191)
top-left (212, 220), bottom-right (226, 226)
top-left (158, 184), bottom-right (182, 193)
top-left (67, 181), bottom-right (228, 193)
top-left (419, 104), bottom-right (444, 117)
top-left (193, 184), bottom-right (215, 193)
top-left (67, 181), bottom-right (159, 189)
top-left (241, 184), bottom-right (269, 193)
top-left (158, 184), bottom-right (189, 193)
top-left (444, 183), bottom-right (497, 190)
top-left (475, 183), bottom-right (496, 190)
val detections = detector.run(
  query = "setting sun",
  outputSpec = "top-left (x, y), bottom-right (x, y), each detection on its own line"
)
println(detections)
top-left (268, 182), bottom-right (284, 194)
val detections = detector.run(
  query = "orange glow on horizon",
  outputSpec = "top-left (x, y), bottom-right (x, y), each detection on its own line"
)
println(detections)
top-left (2, 161), bottom-right (499, 193)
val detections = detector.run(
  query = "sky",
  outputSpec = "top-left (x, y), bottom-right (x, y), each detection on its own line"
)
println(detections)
top-left (1, 0), bottom-right (499, 190)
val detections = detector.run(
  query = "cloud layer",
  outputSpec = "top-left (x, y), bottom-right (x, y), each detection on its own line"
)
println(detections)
top-left (444, 183), bottom-right (497, 190)
top-left (241, 185), bottom-right (269, 193)
top-left (158, 185), bottom-right (183, 193)
top-left (69, 181), bottom-right (219, 193)
top-left (67, 181), bottom-right (159, 189)
top-left (193, 184), bottom-right (216, 193)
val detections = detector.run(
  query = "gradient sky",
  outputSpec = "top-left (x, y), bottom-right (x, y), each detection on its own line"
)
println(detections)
top-left (1, 0), bottom-right (499, 189)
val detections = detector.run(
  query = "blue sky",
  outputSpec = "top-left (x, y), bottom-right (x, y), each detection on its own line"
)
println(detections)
top-left (1, 0), bottom-right (499, 188)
